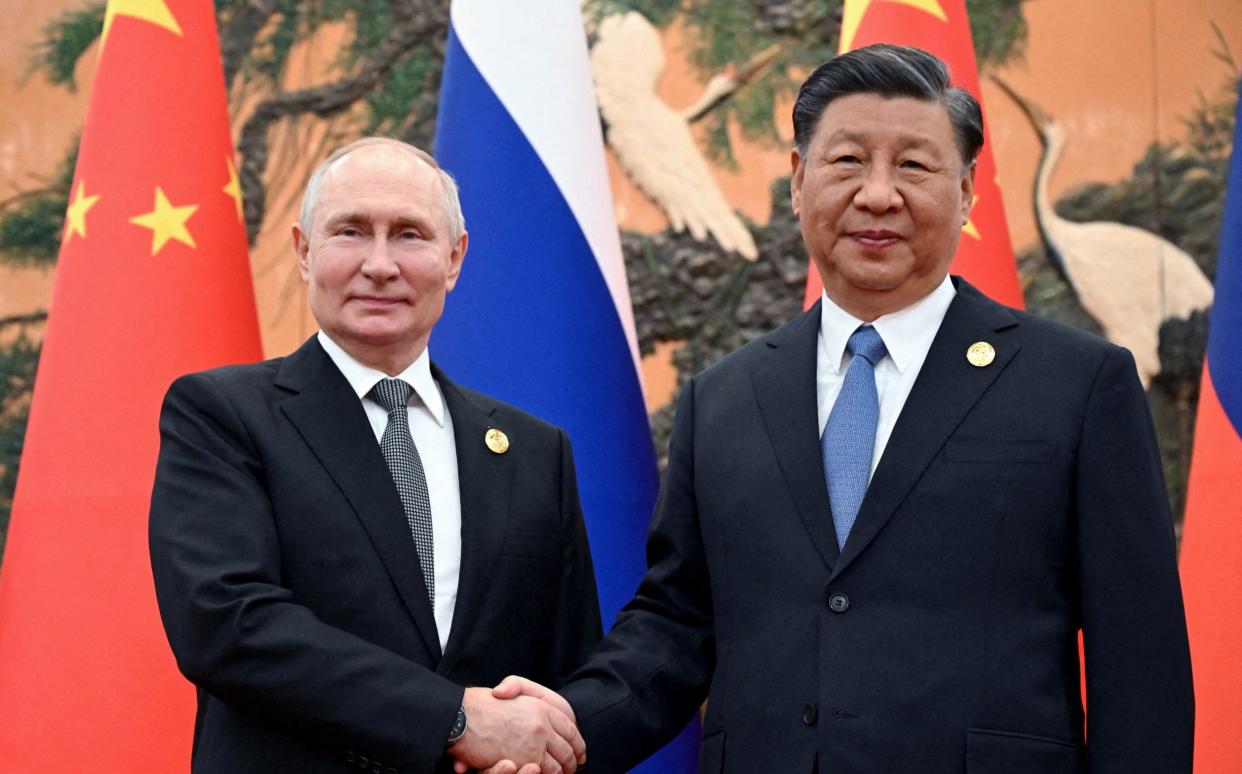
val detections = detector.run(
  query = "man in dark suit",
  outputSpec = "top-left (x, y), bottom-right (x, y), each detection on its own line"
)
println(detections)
top-left (150, 138), bottom-right (597, 774)
top-left (491, 45), bottom-right (1194, 773)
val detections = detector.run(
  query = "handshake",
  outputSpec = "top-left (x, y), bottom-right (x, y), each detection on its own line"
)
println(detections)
top-left (450, 676), bottom-right (586, 774)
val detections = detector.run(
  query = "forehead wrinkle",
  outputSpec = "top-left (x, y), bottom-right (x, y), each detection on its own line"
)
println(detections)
top-left (314, 158), bottom-right (442, 229)
top-left (320, 149), bottom-right (438, 200)
top-left (319, 208), bottom-right (436, 232)
top-left (826, 127), bottom-right (943, 152)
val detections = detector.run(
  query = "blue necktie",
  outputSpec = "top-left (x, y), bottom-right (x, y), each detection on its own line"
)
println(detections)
top-left (821, 326), bottom-right (888, 549)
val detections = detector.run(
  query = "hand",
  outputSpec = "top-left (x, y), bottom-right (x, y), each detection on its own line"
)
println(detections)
top-left (465, 764), bottom-right (540, 774)
top-left (456, 763), bottom-right (539, 774)
top-left (458, 677), bottom-right (583, 774)
top-left (449, 686), bottom-right (585, 774)
top-left (490, 676), bottom-right (577, 725)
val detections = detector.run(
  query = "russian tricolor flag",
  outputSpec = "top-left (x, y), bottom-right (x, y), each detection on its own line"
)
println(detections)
top-left (1180, 79), bottom-right (1242, 772)
top-left (433, 2), bottom-right (697, 770)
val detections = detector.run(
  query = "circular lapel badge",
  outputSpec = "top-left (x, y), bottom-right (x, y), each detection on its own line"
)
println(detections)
top-left (485, 428), bottom-right (510, 454)
top-left (966, 341), bottom-right (996, 368)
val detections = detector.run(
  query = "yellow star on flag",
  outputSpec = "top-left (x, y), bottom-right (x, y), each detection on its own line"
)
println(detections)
top-left (840, 0), bottom-right (948, 53)
top-left (130, 187), bottom-right (198, 255)
top-left (962, 195), bottom-right (981, 240)
top-left (101, 0), bottom-right (182, 51)
top-left (223, 157), bottom-right (244, 222)
top-left (64, 181), bottom-right (101, 244)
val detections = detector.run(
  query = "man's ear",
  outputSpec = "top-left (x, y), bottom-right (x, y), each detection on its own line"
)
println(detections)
top-left (960, 160), bottom-right (977, 225)
top-left (445, 230), bottom-right (468, 292)
top-left (790, 149), bottom-right (804, 218)
top-left (293, 222), bottom-right (311, 281)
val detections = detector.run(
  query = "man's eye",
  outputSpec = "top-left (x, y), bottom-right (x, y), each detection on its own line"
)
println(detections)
top-left (399, 230), bottom-right (421, 240)
top-left (832, 155), bottom-right (861, 165)
top-left (338, 227), bottom-right (361, 237)
top-left (900, 159), bottom-right (929, 171)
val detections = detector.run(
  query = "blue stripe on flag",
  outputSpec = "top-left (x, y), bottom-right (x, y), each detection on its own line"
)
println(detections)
top-left (434, 25), bottom-right (652, 628)
top-left (433, 22), bottom-right (700, 773)
top-left (1207, 79), bottom-right (1242, 434)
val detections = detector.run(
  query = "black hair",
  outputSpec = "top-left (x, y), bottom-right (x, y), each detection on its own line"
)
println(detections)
top-left (792, 44), bottom-right (984, 165)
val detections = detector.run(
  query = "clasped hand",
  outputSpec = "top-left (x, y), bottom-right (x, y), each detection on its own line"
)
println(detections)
top-left (450, 677), bottom-right (583, 774)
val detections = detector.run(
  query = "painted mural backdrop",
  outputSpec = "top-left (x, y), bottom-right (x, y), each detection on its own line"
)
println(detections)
top-left (0, 0), bottom-right (1238, 559)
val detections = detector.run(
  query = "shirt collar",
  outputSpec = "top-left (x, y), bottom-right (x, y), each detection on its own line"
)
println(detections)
top-left (819, 274), bottom-right (956, 374)
top-left (316, 331), bottom-right (447, 427)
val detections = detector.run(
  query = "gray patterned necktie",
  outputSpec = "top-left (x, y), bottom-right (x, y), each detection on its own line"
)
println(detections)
top-left (369, 378), bottom-right (435, 604)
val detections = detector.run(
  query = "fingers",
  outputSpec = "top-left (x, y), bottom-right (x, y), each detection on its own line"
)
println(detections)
top-left (537, 688), bottom-right (576, 724)
top-left (454, 685), bottom-right (584, 774)
top-left (542, 704), bottom-right (586, 765)
top-left (542, 751), bottom-right (564, 774)
top-left (490, 674), bottom-right (532, 701)
top-left (492, 676), bottom-right (576, 723)
top-left (542, 727), bottom-right (576, 774)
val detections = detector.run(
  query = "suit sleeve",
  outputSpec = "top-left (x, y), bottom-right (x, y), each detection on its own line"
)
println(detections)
top-left (1076, 346), bottom-right (1194, 773)
top-left (560, 379), bottom-right (714, 773)
top-left (149, 372), bottom-right (462, 773)
top-left (544, 429), bottom-right (604, 684)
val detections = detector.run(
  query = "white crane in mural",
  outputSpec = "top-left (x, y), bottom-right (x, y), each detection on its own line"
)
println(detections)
top-left (589, 11), bottom-right (759, 260)
top-left (993, 77), bottom-right (1214, 387)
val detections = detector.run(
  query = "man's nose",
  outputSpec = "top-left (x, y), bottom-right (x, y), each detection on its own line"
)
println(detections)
top-left (360, 237), bottom-right (400, 280)
top-left (853, 166), bottom-right (903, 213)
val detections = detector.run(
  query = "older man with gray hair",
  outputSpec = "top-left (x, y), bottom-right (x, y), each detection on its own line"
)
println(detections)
top-left (150, 137), bottom-right (598, 774)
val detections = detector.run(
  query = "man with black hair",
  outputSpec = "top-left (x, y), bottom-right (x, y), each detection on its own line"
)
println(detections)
top-left (490, 44), bottom-right (1193, 774)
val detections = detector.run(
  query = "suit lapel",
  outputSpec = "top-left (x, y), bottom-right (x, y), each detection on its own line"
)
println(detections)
top-left (829, 280), bottom-right (1021, 581)
top-left (751, 304), bottom-right (840, 570)
top-left (276, 337), bottom-right (443, 660)
top-left (435, 367), bottom-right (514, 674)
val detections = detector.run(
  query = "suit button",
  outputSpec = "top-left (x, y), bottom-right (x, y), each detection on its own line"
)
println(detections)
top-left (827, 592), bottom-right (850, 613)
top-left (802, 703), bottom-right (818, 725)
top-left (359, 757), bottom-right (369, 768)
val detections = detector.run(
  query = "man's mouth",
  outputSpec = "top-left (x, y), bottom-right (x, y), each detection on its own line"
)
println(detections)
top-left (849, 230), bottom-right (901, 249)
top-left (351, 295), bottom-right (403, 306)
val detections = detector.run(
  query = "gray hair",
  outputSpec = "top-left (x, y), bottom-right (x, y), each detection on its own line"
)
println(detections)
top-left (298, 137), bottom-right (465, 240)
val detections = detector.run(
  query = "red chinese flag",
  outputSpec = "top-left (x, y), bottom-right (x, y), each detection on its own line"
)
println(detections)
top-left (0, 0), bottom-right (262, 769)
top-left (1180, 82), bottom-right (1242, 773)
top-left (803, 0), bottom-right (1023, 310)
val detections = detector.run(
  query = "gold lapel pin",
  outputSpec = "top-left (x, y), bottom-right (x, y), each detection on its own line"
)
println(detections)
top-left (485, 428), bottom-right (510, 454)
top-left (966, 341), bottom-right (996, 368)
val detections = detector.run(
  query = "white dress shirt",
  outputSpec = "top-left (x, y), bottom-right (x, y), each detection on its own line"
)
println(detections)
top-left (318, 331), bottom-right (462, 650)
top-left (816, 275), bottom-right (956, 481)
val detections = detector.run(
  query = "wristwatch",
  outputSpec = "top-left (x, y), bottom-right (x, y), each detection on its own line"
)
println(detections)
top-left (446, 707), bottom-right (468, 747)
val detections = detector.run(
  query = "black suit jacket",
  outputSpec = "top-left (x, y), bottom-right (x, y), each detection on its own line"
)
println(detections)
top-left (561, 279), bottom-right (1193, 774)
top-left (149, 336), bottom-right (601, 774)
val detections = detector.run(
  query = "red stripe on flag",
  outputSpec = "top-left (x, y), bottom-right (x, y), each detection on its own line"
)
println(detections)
top-left (0, 0), bottom-right (262, 769)
top-left (1181, 362), bottom-right (1242, 773)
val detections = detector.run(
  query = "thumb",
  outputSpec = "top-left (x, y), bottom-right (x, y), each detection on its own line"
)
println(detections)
top-left (490, 675), bottom-right (525, 700)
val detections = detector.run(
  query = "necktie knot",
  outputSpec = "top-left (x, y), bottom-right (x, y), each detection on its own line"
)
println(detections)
top-left (847, 326), bottom-right (887, 366)
top-left (370, 378), bottom-right (413, 414)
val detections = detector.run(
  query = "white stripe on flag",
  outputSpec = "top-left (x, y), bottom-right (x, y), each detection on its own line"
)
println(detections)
top-left (450, 0), bottom-right (642, 373)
